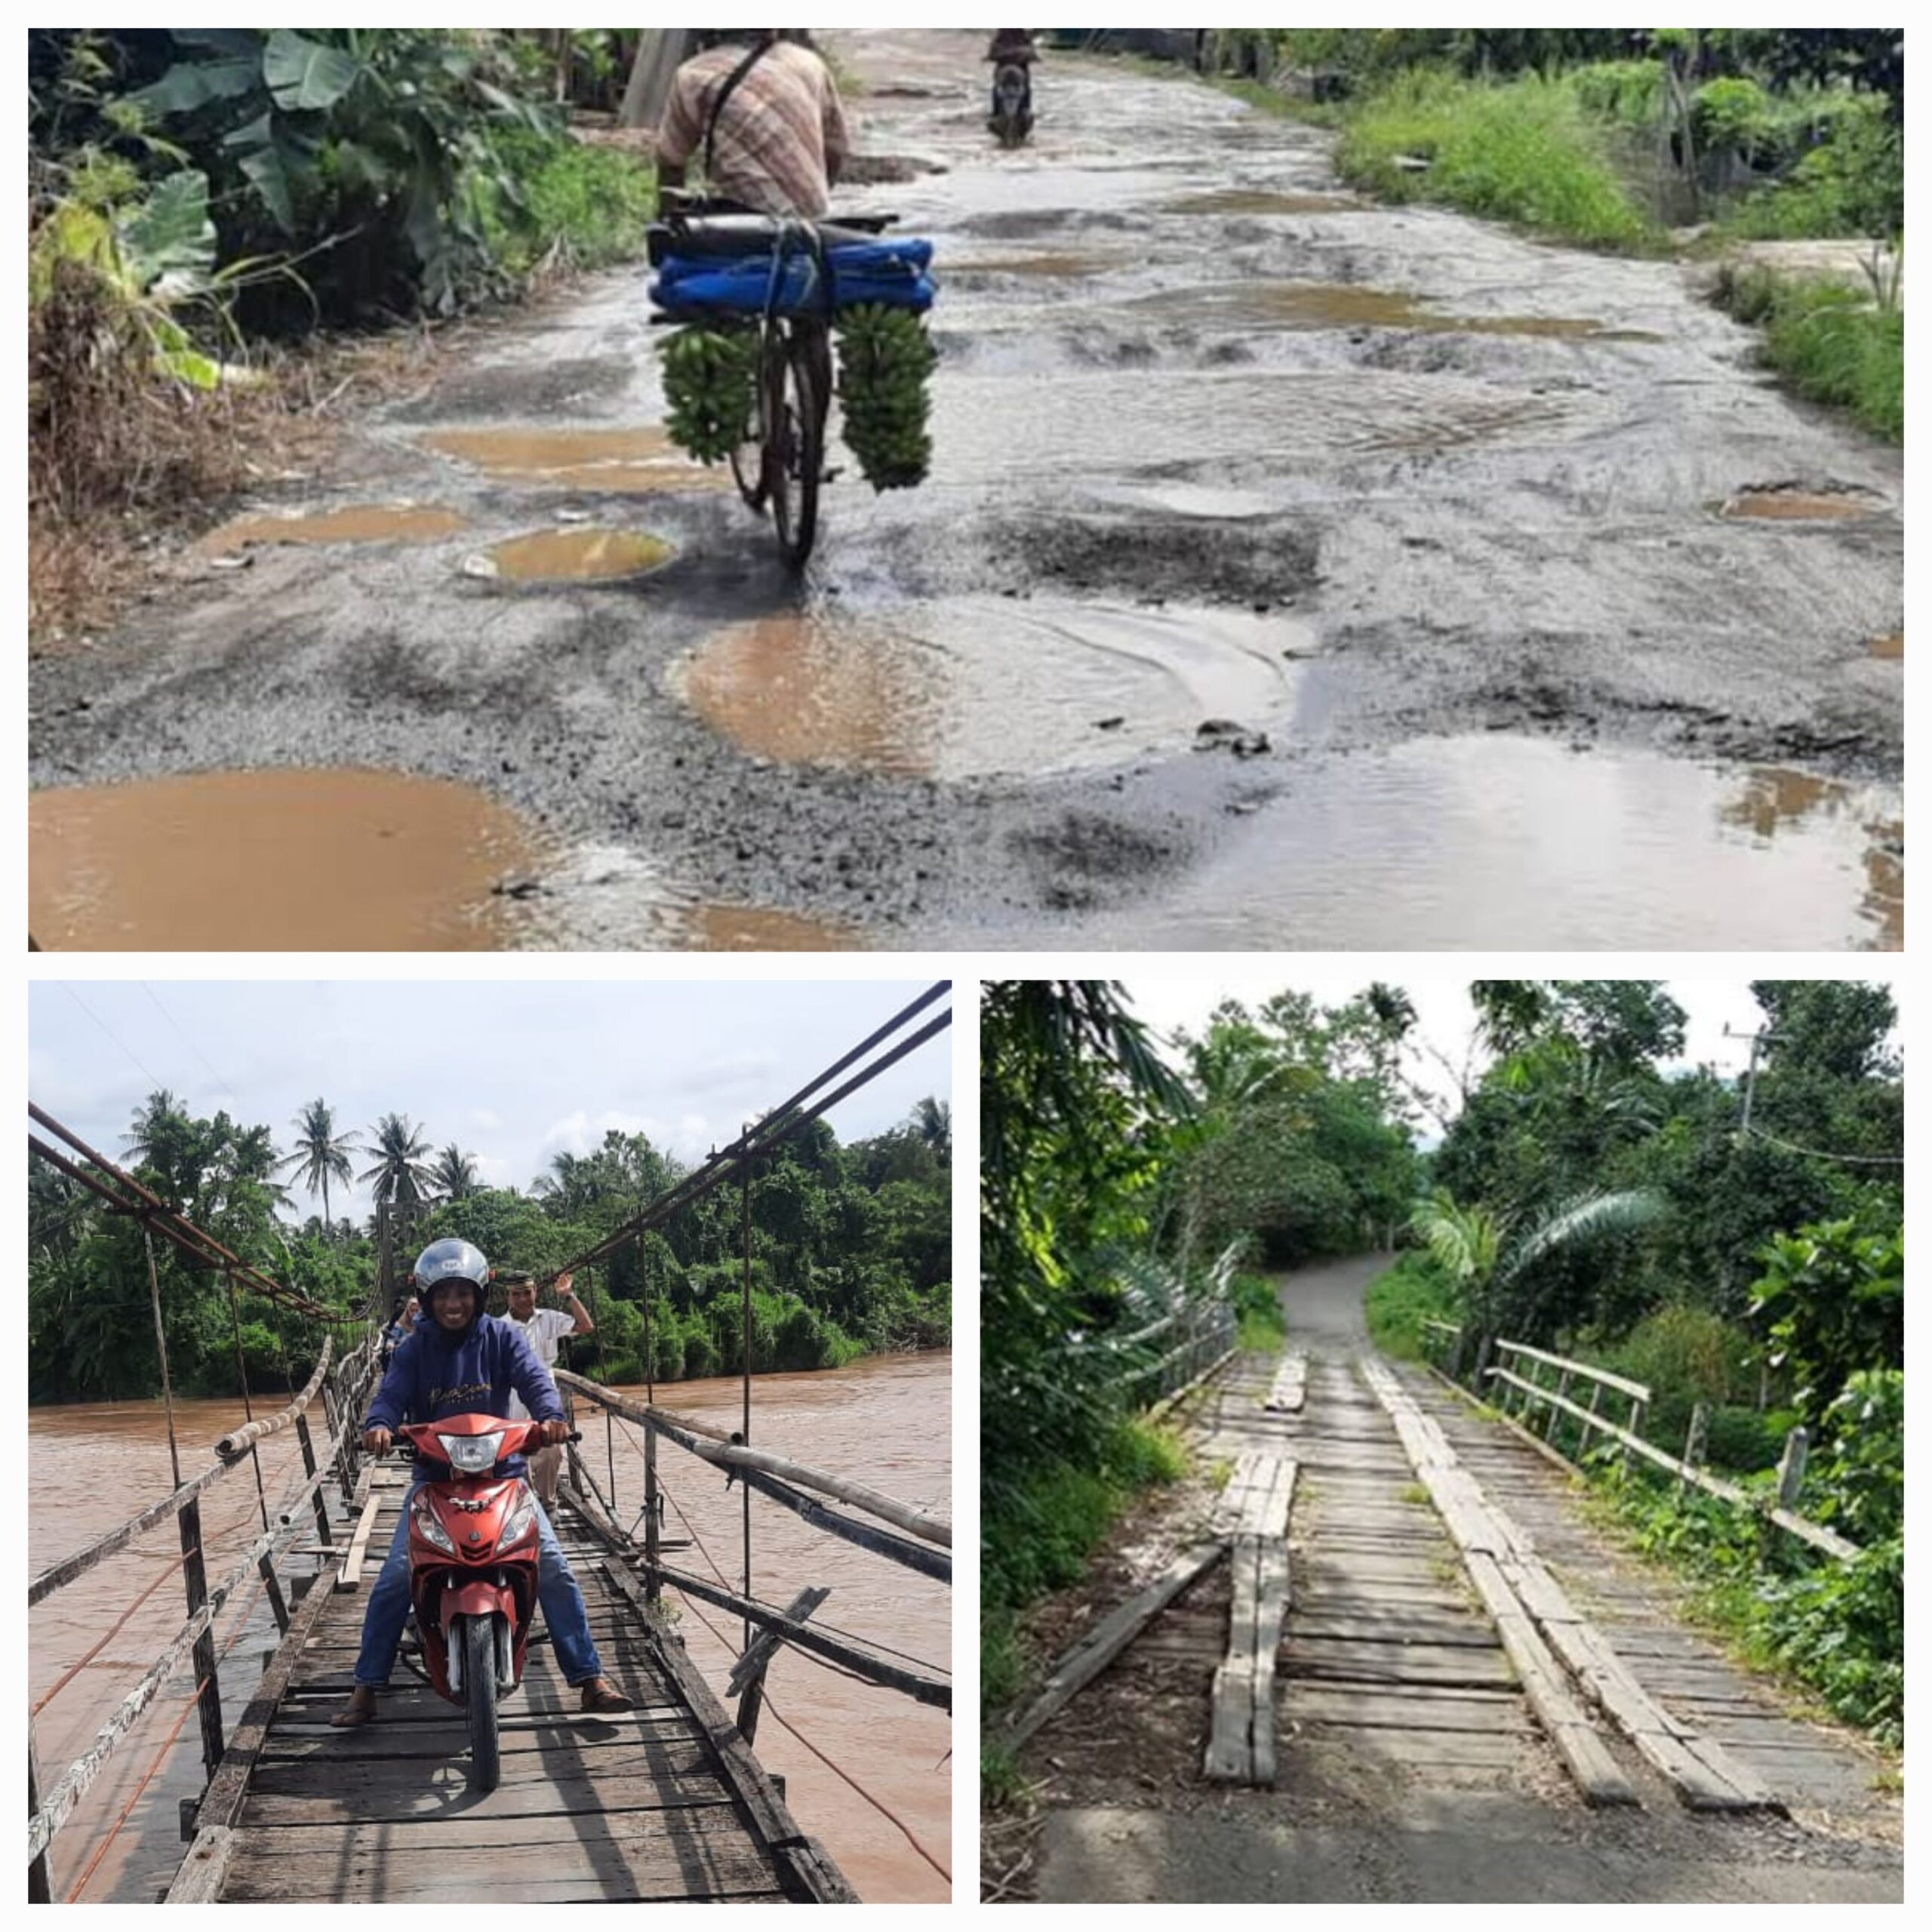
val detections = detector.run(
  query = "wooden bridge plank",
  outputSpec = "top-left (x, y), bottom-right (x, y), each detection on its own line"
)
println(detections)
top-left (1205, 1460), bottom-right (1297, 1784)
top-left (241, 1764), bottom-right (740, 1826)
top-left (1004, 1541), bottom-right (1227, 1751)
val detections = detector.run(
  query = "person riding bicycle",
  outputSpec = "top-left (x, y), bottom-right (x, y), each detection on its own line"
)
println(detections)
top-left (657, 31), bottom-right (850, 440)
top-left (985, 29), bottom-right (1038, 126)
top-left (331, 1238), bottom-right (632, 1727)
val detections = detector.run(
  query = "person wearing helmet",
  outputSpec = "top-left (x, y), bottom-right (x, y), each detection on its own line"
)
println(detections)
top-left (332, 1239), bottom-right (632, 1726)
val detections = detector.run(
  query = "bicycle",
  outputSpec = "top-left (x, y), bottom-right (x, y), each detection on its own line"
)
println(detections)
top-left (651, 195), bottom-right (897, 571)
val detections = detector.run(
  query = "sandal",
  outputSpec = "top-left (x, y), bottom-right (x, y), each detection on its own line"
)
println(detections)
top-left (331, 1685), bottom-right (381, 1728)
top-left (577, 1676), bottom-right (634, 1714)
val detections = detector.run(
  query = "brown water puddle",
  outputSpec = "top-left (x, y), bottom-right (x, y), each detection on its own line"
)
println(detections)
top-left (1130, 280), bottom-right (1660, 340)
top-left (1722, 765), bottom-right (1904, 949)
top-left (29, 768), bottom-right (542, 951)
top-left (1720, 487), bottom-right (1878, 521)
top-left (1871, 631), bottom-right (1903, 660)
top-left (1161, 189), bottom-right (1363, 215)
top-left (423, 426), bottom-right (729, 495)
top-left (198, 504), bottom-right (468, 552)
top-left (480, 527), bottom-right (676, 582)
top-left (673, 597), bottom-right (1302, 782)
top-left (685, 903), bottom-right (864, 950)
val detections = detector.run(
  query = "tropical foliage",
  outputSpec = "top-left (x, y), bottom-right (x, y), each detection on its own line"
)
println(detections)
top-left (29, 1090), bottom-right (951, 1404)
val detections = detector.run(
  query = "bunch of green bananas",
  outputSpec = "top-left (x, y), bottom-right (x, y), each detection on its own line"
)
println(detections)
top-left (660, 325), bottom-right (759, 464)
top-left (835, 304), bottom-right (937, 491)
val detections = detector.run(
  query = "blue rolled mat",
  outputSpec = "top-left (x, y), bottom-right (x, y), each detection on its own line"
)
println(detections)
top-left (651, 238), bottom-right (937, 317)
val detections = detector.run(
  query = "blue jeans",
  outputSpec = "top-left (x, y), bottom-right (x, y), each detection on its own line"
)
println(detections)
top-left (353, 1477), bottom-right (604, 1687)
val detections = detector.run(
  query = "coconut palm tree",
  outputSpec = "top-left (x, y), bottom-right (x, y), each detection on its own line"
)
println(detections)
top-left (431, 1144), bottom-right (480, 1201)
top-left (279, 1100), bottom-right (358, 1238)
top-left (359, 1113), bottom-right (436, 1210)
top-left (912, 1096), bottom-right (952, 1164)
top-left (1411, 1184), bottom-right (1665, 1349)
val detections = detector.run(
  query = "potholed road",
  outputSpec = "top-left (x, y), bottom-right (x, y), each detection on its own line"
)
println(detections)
top-left (28, 31), bottom-right (1903, 949)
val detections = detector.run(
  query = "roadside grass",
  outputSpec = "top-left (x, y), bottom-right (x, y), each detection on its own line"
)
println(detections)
top-left (1334, 69), bottom-right (1659, 251)
top-left (1712, 267), bottom-right (1903, 442)
top-left (1579, 1460), bottom-right (1903, 1749)
top-left (980, 1744), bottom-right (1032, 1809)
top-left (1363, 1251), bottom-right (1459, 1361)
top-left (981, 1416), bottom-right (1192, 1726)
top-left (1232, 1270), bottom-right (1287, 1352)
top-left (479, 133), bottom-right (658, 278)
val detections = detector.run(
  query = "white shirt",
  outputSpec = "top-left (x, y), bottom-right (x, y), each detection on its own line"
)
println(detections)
top-left (503, 1307), bottom-right (577, 1423)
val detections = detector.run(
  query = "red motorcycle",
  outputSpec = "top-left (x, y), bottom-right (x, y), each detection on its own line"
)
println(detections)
top-left (396, 1414), bottom-right (574, 1792)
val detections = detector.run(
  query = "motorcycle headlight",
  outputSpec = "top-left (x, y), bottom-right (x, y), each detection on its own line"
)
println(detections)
top-left (502, 1487), bottom-right (540, 1549)
top-left (411, 1498), bottom-right (456, 1553)
top-left (435, 1430), bottom-right (506, 1474)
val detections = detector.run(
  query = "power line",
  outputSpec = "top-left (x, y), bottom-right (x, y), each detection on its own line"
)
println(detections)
top-left (1741, 1124), bottom-right (1905, 1167)
top-left (140, 983), bottom-right (242, 1113)
top-left (60, 984), bottom-right (170, 1099)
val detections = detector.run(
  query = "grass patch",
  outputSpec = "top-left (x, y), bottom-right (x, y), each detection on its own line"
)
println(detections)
top-left (1334, 69), bottom-right (1660, 251)
top-left (981, 1416), bottom-right (1191, 1724)
top-left (1232, 1271), bottom-right (1286, 1352)
top-left (981, 1743), bottom-right (1032, 1809)
top-left (479, 132), bottom-right (658, 279)
top-left (1711, 265), bottom-right (1902, 441)
top-left (1589, 1460), bottom-right (1903, 1747)
top-left (1400, 1481), bottom-right (1431, 1506)
top-left (1364, 1251), bottom-right (1460, 1360)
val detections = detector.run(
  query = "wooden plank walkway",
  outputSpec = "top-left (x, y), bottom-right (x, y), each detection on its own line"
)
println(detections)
top-left (1204, 1454), bottom-right (1297, 1784)
top-left (1405, 1366), bottom-right (1897, 1824)
top-left (175, 1468), bottom-right (851, 1903)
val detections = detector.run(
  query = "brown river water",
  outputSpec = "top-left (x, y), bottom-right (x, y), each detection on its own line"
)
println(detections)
top-left (29, 1350), bottom-right (952, 1903)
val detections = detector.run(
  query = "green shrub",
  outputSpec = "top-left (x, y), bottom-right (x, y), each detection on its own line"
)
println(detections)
top-left (1336, 69), bottom-right (1657, 251)
top-left (477, 131), bottom-right (657, 279)
top-left (1364, 1251), bottom-right (1460, 1359)
top-left (1568, 58), bottom-right (1666, 127)
top-left (1230, 1271), bottom-right (1285, 1350)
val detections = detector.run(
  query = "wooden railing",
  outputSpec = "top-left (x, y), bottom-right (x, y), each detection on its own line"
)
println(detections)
top-left (1419, 1321), bottom-right (1859, 1564)
top-left (28, 1330), bottom-right (379, 1897)
top-left (553, 1371), bottom-right (952, 1736)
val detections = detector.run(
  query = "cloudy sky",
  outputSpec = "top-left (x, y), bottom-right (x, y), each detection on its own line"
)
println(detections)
top-left (1121, 969), bottom-right (1905, 1132)
top-left (29, 979), bottom-right (952, 1218)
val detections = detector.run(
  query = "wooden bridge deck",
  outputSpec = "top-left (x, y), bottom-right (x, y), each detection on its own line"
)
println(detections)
top-left (182, 1468), bottom-right (851, 1904)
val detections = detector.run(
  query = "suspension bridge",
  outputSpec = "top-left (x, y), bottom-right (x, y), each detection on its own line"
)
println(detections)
top-left (28, 986), bottom-right (953, 1904)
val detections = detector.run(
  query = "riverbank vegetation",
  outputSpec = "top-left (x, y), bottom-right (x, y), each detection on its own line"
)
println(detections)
top-left (27, 1090), bottom-right (950, 1405)
top-left (1161, 28), bottom-right (1906, 439)
top-left (27, 29), bottom-right (658, 641)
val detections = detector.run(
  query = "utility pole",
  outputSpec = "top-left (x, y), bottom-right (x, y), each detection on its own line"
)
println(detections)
top-left (1723, 1022), bottom-right (1783, 1136)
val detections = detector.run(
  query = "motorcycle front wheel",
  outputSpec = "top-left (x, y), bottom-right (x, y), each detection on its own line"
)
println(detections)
top-left (462, 1617), bottom-right (500, 1792)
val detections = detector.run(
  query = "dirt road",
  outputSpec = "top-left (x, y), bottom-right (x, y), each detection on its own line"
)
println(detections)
top-left (1008, 1256), bottom-right (1902, 1903)
top-left (29, 33), bottom-right (1903, 949)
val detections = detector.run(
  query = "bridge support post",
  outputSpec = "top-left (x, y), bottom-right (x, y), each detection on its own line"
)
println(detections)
top-left (731, 1587), bottom-right (830, 1746)
top-left (178, 1500), bottom-right (226, 1781)
top-left (1681, 1402), bottom-right (1710, 1492)
top-left (645, 1428), bottom-right (662, 1605)
top-left (294, 1411), bottom-right (332, 1546)
top-left (1776, 1427), bottom-right (1810, 1509)
top-left (29, 1726), bottom-right (52, 1903)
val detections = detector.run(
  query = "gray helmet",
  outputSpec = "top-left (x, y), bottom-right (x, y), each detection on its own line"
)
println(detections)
top-left (411, 1238), bottom-right (491, 1328)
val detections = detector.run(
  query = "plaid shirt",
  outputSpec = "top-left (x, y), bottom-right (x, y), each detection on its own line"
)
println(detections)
top-left (658, 42), bottom-right (850, 220)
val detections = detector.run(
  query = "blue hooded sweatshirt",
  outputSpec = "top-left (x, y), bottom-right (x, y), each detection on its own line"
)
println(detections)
top-left (363, 1312), bottom-right (564, 1475)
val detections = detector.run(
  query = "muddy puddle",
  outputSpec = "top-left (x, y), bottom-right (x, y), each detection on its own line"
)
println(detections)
top-left (474, 527), bottom-right (676, 582)
top-left (1871, 631), bottom-right (1903, 660)
top-left (1128, 280), bottom-right (1660, 340)
top-left (198, 504), bottom-right (468, 552)
top-left (29, 769), bottom-right (542, 951)
top-left (673, 598), bottom-right (1306, 781)
top-left (687, 904), bottom-right (864, 949)
top-left (1720, 487), bottom-right (1880, 522)
top-left (423, 427), bottom-right (728, 495)
top-left (1008, 737), bottom-right (1901, 950)
top-left (1160, 189), bottom-right (1363, 216)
